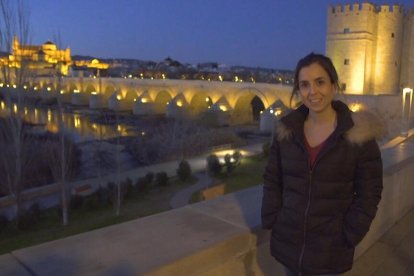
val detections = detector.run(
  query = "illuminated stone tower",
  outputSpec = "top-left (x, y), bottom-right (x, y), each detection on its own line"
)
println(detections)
top-left (326, 3), bottom-right (413, 95)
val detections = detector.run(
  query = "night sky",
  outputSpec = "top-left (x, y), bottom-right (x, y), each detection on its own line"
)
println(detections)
top-left (26, 0), bottom-right (414, 70)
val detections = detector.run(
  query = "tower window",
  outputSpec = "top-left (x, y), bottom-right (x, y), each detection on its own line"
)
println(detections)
top-left (341, 83), bottom-right (347, 91)
top-left (344, 59), bottom-right (350, 65)
top-left (391, 33), bottom-right (395, 38)
top-left (344, 28), bottom-right (350, 33)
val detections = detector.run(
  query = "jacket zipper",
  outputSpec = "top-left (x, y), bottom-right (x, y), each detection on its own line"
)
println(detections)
top-left (298, 169), bottom-right (313, 276)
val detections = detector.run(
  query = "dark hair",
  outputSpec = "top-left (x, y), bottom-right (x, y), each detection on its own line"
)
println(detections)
top-left (290, 53), bottom-right (341, 107)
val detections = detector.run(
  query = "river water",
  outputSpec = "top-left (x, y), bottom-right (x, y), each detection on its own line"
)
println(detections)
top-left (0, 100), bottom-right (147, 142)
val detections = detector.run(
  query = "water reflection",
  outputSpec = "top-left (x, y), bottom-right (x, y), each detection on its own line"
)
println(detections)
top-left (0, 100), bottom-right (136, 140)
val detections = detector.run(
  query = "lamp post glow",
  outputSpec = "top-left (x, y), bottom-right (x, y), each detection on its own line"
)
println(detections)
top-left (401, 87), bottom-right (413, 137)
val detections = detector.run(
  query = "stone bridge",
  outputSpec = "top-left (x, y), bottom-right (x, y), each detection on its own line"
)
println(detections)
top-left (4, 77), bottom-right (293, 130)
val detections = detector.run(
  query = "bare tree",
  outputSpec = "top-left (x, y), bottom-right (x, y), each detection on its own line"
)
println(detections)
top-left (0, 0), bottom-right (32, 226)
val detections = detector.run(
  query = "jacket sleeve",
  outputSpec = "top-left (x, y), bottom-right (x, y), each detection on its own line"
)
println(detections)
top-left (343, 139), bottom-right (383, 247)
top-left (261, 137), bottom-right (283, 229)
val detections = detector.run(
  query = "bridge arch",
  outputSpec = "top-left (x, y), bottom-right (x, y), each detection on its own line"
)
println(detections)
top-left (232, 87), bottom-right (268, 124)
top-left (154, 90), bottom-right (172, 114)
top-left (189, 91), bottom-right (212, 116)
top-left (85, 84), bottom-right (97, 94)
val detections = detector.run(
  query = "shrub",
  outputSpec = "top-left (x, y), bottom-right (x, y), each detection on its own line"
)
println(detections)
top-left (224, 154), bottom-right (234, 174)
top-left (122, 178), bottom-right (134, 198)
top-left (135, 177), bottom-right (150, 193)
top-left (70, 195), bottom-right (84, 210)
top-left (156, 172), bottom-right (169, 186)
top-left (29, 203), bottom-right (42, 219)
top-left (262, 142), bottom-right (271, 157)
top-left (96, 187), bottom-right (111, 206)
top-left (84, 195), bottom-right (100, 210)
top-left (177, 160), bottom-right (192, 181)
top-left (0, 213), bottom-right (9, 229)
top-left (145, 172), bottom-right (154, 183)
top-left (17, 210), bottom-right (38, 230)
top-left (206, 154), bottom-right (222, 176)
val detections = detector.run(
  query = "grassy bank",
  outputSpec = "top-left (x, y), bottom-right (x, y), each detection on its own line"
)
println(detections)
top-left (0, 177), bottom-right (196, 255)
top-left (191, 154), bottom-right (268, 203)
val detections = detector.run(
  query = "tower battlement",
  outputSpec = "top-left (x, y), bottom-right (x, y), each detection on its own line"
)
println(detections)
top-left (330, 2), bottom-right (403, 14)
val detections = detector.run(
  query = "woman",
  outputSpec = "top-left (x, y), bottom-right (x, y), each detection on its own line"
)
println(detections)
top-left (261, 53), bottom-right (383, 275)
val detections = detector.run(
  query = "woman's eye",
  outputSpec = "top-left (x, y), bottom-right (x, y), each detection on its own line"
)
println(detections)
top-left (316, 79), bottom-right (325, 86)
top-left (299, 82), bottom-right (309, 89)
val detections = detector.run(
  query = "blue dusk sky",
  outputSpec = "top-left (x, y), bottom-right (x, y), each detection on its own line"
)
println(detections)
top-left (24, 0), bottom-right (414, 70)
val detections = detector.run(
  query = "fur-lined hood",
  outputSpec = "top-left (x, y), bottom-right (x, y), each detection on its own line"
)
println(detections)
top-left (276, 101), bottom-right (385, 146)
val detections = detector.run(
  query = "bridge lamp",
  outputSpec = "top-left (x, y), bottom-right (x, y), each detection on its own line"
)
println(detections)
top-left (0, 83), bottom-right (3, 87)
top-left (349, 103), bottom-right (362, 112)
top-left (34, 86), bottom-right (38, 91)
top-left (47, 87), bottom-right (51, 91)
top-left (401, 87), bottom-right (413, 137)
top-left (74, 89), bottom-right (80, 93)
top-left (274, 108), bottom-right (282, 116)
top-left (6, 84), bottom-right (9, 87)
top-left (269, 109), bottom-right (274, 114)
top-left (91, 91), bottom-right (97, 95)
top-left (176, 100), bottom-right (183, 107)
top-left (12, 84), bottom-right (17, 88)
top-left (116, 95), bottom-right (122, 100)
top-left (141, 98), bottom-right (148, 103)
top-left (219, 105), bottom-right (228, 112)
top-left (23, 85), bottom-right (27, 90)
top-left (60, 90), bottom-right (65, 94)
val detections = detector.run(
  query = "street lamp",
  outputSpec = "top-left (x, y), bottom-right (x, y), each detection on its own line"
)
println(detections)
top-left (401, 87), bottom-right (413, 137)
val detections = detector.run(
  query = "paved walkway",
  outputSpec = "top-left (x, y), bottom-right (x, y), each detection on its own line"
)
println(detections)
top-left (344, 208), bottom-right (414, 276)
top-left (169, 172), bottom-right (214, 209)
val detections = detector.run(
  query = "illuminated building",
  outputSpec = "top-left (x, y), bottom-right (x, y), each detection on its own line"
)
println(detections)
top-left (326, 3), bottom-right (414, 94)
top-left (2, 36), bottom-right (72, 76)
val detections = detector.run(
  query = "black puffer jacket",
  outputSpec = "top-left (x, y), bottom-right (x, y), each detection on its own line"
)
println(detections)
top-left (261, 101), bottom-right (383, 275)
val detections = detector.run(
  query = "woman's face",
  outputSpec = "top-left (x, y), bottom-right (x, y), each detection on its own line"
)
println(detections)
top-left (298, 62), bottom-right (335, 114)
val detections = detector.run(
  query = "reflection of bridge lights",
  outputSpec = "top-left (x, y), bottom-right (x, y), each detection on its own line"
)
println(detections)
top-left (219, 105), bottom-right (228, 112)
top-left (13, 104), bottom-right (18, 113)
top-left (0, 101), bottom-right (5, 110)
top-left (47, 109), bottom-right (52, 122)
top-left (176, 100), bottom-right (183, 107)
top-left (162, 74), bottom-right (166, 79)
top-left (219, 75), bottom-right (223, 81)
top-left (74, 115), bottom-right (81, 129)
